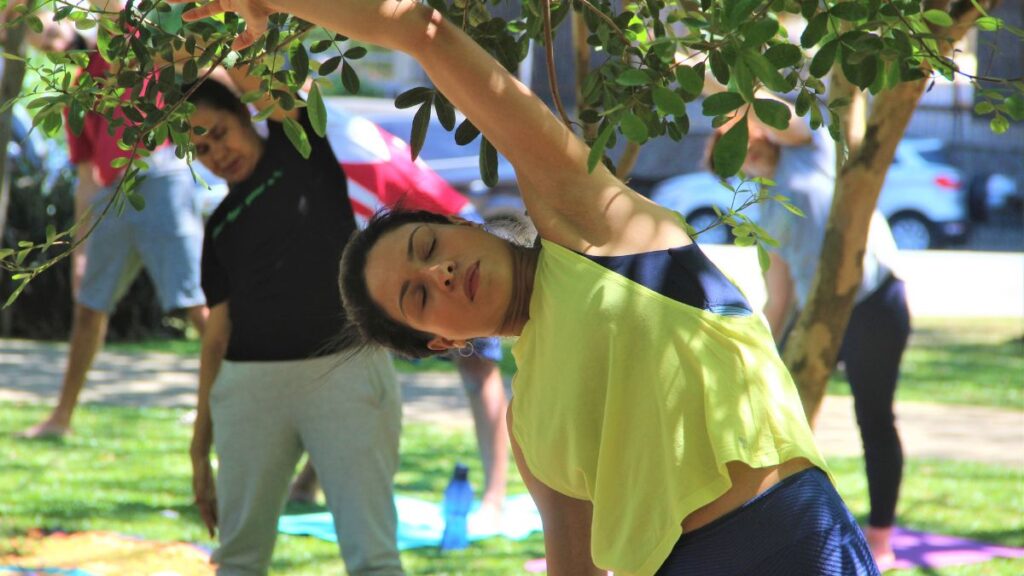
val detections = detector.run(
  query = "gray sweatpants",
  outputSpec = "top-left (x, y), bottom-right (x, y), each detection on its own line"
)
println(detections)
top-left (209, 348), bottom-right (404, 575)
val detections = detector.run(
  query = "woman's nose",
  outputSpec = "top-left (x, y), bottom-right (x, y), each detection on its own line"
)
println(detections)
top-left (429, 261), bottom-right (456, 290)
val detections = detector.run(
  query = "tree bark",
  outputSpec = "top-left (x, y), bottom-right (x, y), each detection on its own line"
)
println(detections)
top-left (0, 5), bottom-right (32, 242)
top-left (784, 0), bottom-right (994, 425)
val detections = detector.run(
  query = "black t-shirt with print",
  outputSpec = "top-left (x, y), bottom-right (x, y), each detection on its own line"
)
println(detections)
top-left (201, 110), bottom-right (357, 361)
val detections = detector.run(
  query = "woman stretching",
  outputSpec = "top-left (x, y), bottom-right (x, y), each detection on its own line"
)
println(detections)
top-left (184, 70), bottom-right (403, 574)
top-left (176, 1), bottom-right (880, 574)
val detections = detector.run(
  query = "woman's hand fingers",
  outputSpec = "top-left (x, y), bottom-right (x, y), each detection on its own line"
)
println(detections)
top-left (191, 455), bottom-right (219, 538)
top-left (167, 0), bottom-right (273, 51)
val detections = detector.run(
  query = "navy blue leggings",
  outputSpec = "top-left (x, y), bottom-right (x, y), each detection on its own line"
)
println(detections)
top-left (655, 468), bottom-right (880, 575)
top-left (839, 276), bottom-right (910, 527)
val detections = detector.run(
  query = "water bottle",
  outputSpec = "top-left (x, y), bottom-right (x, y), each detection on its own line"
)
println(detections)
top-left (439, 462), bottom-right (473, 550)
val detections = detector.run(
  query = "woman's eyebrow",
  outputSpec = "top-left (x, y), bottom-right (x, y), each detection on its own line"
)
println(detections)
top-left (398, 225), bottom-right (426, 318)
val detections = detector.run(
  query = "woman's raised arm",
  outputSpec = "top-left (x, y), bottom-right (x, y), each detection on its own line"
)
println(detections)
top-left (175, 0), bottom-right (692, 254)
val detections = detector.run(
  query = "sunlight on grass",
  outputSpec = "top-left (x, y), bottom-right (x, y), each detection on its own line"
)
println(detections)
top-left (1, 403), bottom-right (1021, 575)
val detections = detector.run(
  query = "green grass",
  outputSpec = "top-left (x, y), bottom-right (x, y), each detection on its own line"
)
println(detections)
top-left (1, 403), bottom-right (1021, 575)
top-left (826, 317), bottom-right (1024, 409)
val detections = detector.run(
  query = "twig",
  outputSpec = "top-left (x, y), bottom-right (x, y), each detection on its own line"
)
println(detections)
top-left (543, 0), bottom-right (572, 127)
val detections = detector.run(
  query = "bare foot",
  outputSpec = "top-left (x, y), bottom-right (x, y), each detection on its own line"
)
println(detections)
top-left (19, 419), bottom-right (71, 439)
top-left (864, 525), bottom-right (896, 571)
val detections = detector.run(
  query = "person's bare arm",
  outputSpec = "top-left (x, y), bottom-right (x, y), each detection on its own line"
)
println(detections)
top-left (762, 252), bottom-right (796, 342)
top-left (191, 302), bottom-right (230, 537)
top-left (508, 408), bottom-right (604, 576)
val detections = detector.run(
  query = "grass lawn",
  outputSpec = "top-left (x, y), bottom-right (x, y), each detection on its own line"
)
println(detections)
top-left (1, 403), bottom-right (1022, 575)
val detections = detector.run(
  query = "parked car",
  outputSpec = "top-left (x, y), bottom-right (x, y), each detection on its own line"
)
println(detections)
top-left (649, 138), bottom-right (970, 250)
top-left (338, 97), bottom-right (523, 223)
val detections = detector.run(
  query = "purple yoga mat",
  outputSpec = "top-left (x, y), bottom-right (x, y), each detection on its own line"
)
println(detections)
top-left (524, 527), bottom-right (1024, 573)
top-left (885, 526), bottom-right (1024, 571)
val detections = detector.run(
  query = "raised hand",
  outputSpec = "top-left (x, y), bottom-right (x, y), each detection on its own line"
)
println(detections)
top-left (168, 0), bottom-right (277, 50)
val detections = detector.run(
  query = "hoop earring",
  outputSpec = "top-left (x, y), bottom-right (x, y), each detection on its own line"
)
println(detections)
top-left (457, 340), bottom-right (475, 358)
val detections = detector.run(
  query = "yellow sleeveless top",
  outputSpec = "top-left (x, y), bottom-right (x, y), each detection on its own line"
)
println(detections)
top-left (510, 239), bottom-right (829, 575)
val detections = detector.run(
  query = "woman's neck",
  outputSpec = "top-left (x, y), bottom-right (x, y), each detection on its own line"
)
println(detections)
top-left (497, 243), bottom-right (539, 336)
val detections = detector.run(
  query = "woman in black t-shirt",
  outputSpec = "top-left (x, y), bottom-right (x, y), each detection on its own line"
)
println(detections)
top-left (185, 71), bottom-right (404, 575)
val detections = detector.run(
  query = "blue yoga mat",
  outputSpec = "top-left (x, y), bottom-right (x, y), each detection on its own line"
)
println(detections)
top-left (278, 494), bottom-right (542, 550)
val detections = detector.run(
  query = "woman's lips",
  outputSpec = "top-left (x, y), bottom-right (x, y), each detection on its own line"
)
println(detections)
top-left (222, 158), bottom-right (241, 179)
top-left (465, 261), bottom-right (480, 302)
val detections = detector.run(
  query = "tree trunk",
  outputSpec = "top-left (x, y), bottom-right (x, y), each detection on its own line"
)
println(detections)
top-left (0, 5), bottom-right (32, 242)
top-left (784, 0), bottom-right (992, 425)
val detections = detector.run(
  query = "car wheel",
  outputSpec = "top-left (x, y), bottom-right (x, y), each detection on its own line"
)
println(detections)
top-left (889, 212), bottom-right (934, 250)
top-left (688, 209), bottom-right (730, 245)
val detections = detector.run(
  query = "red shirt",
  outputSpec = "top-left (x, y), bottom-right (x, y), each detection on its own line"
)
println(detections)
top-left (65, 50), bottom-right (165, 186)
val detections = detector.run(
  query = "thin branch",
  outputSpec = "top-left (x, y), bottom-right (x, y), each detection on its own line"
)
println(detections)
top-left (542, 0), bottom-right (572, 127)
top-left (574, 0), bottom-right (630, 46)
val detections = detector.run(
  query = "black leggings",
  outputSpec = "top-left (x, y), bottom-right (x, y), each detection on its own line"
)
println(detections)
top-left (783, 275), bottom-right (910, 528)
top-left (838, 276), bottom-right (911, 527)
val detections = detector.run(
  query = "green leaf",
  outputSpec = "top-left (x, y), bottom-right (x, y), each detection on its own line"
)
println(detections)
top-left (434, 94), bottom-right (456, 131)
top-left (283, 116), bottom-right (312, 159)
top-left (841, 48), bottom-right (878, 89)
top-left (409, 102), bottom-right (432, 160)
top-left (675, 65), bottom-right (704, 96)
top-left (479, 136), bottom-right (498, 188)
top-left (1003, 96), bottom-right (1024, 121)
top-left (318, 56), bottom-right (342, 76)
top-left (652, 85), bottom-right (686, 117)
top-left (310, 39), bottom-right (334, 53)
top-left (344, 46), bottom-right (368, 59)
top-left (795, 89), bottom-right (813, 117)
top-left (757, 244), bottom-right (771, 273)
top-left (454, 119), bottom-right (480, 145)
top-left (742, 50), bottom-right (792, 92)
top-left (289, 42), bottom-right (310, 85)
top-left (742, 18), bottom-right (779, 47)
top-left (68, 100), bottom-right (86, 137)
top-left (110, 156), bottom-right (131, 169)
top-left (710, 50), bottom-right (730, 85)
top-left (976, 16), bottom-right (1002, 32)
top-left (183, 59), bottom-right (198, 84)
top-left (253, 104), bottom-right (277, 122)
top-left (764, 44), bottom-right (802, 69)
top-left (619, 112), bottom-right (648, 143)
top-left (395, 87), bottom-right (434, 109)
top-left (615, 69), bottom-right (650, 87)
top-left (127, 191), bottom-right (146, 211)
top-left (990, 114), bottom-right (1009, 134)
top-left (753, 98), bottom-right (792, 130)
top-left (809, 39), bottom-right (838, 78)
top-left (732, 59), bottom-right (756, 102)
top-left (341, 62), bottom-right (360, 94)
top-left (702, 92), bottom-right (746, 117)
top-left (801, 12), bottom-right (829, 48)
top-left (830, 2), bottom-right (868, 21)
top-left (307, 83), bottom-right (328, 138)
top-left (712, 115), bottom-right (748, 178)
top-left (922, 9), bottom-right (954, 27)
top-left (725, 0), bottom-right (761, 28)
top-left (587, 122), bottom-right (614, 173)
